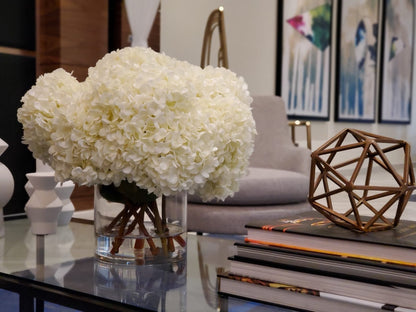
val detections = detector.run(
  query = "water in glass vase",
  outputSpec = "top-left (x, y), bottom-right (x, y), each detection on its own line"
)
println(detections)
top-left (96, 222), bottom-right (187, 265)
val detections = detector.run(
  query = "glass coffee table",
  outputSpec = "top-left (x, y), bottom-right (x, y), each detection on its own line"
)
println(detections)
top-left (0, 218), bottom-right (294, 312)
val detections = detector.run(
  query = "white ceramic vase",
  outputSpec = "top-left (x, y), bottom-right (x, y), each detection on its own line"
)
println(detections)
top-left (0, 139), bottom-right (14, 237)
top-left (25, 160), bottom-right (75, 227)
top-left (25, 172), bottom-right (63, 235)
top-left (55, 181), bottom-right (75, 226)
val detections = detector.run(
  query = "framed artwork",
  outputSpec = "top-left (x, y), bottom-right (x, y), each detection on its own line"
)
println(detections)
top-left (276, 0), bottom-right (332, 120)
top-left (335, 0), bottom-right (380, 122)
top-left (379, 0), bottom-right (414, 124)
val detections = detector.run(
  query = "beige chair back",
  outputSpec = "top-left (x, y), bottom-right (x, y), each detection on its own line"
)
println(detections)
top-left (250, 96), bottom-right (310, 175)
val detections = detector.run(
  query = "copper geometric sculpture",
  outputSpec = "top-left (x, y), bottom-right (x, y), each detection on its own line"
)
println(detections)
top-left (309, 128), bottom-right (416, 232)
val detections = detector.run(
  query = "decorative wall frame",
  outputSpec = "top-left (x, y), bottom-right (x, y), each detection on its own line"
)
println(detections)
top-left (335, 0), bottom-right (380, 122)
top-left (276, 0), bottom-right (332, 120)
top-left (276, 0), bottom-right (333, 120)
top-left (379, 0), bottom-right (415, 124)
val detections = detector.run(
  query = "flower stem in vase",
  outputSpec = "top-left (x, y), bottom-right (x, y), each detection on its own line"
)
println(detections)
top-left (111, 203), bottom-right (135, 255)
top-left (105, 205), bottom-right (130, 233)
top-left (134, 237), bottom-right (145, 265)
top-left (135, 207), bottom-right (159, 255)
top-left (174, 234), bottom-right (187, 247)
top-left (95, 182), bottom-right (186, 264)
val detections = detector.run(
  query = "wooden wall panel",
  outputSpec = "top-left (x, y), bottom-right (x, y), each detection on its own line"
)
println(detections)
top-left (36, 0), bottom-right (108, 80)
top-left (60, 0), bottom-right (108, 79)
top-left (35, 0), bottom-right (60, 76)
top-left (36, 0), bottom-right (109, 210)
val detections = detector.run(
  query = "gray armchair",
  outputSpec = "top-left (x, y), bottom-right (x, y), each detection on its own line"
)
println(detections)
top-left (187, 96), bottom-right (312, 234)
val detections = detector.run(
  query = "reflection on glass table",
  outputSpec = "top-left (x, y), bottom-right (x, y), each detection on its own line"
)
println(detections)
top-left (0, 218), bottom-right (296, 311)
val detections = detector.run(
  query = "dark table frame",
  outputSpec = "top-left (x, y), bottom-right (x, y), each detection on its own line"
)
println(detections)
top-left (0, 271), bottom-right (153, 312)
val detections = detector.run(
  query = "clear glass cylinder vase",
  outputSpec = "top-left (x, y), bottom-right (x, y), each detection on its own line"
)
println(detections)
top-left (94, 185), bottom-right (187, 265)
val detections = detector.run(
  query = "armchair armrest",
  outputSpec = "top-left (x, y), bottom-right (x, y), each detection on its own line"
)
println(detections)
top-left (288, 120), bottom-right (311, 150)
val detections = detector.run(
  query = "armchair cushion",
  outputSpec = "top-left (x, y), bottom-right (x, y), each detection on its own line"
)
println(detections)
top-left (188, 167), bottom-right (309, 206)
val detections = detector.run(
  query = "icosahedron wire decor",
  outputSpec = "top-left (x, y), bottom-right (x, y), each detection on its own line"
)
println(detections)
top-left (309, 128), bottom-right (416, 232)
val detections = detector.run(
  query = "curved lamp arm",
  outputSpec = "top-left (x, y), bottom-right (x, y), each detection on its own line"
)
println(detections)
top-left (201, 6), bottom-right (229, 69)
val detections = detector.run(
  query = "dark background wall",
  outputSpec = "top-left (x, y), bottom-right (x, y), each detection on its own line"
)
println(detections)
top-left (0, 0), bottom-right (36, 216)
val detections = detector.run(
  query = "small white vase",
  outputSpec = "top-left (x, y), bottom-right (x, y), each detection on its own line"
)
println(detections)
top-left (55, 181), bottom-right (75, 226)
top-left (0, 139), bottom-right (14, 237)
top-left (24, 180), bottom-right (34, 197)
top-left (26, 180), bottom-right (75, 226)
top-left (26, 160), bottom-right (75, 226)
top-left (25, 172), bottom-right (63, 235)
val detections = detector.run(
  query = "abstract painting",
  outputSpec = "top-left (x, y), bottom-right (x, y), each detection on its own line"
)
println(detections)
top-left (336, 0), bottom-right (379, 122)
top-left (277, 0), bottom-right (332, 120)
top-left (380, 0), bottom-right (414, 123)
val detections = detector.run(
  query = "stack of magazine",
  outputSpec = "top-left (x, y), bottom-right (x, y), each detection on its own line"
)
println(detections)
top-left (217, 211), bottom-right (416, 312)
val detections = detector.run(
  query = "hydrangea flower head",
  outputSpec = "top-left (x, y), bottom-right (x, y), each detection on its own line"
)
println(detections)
top-left (18, 47), bottom-right (256, 201)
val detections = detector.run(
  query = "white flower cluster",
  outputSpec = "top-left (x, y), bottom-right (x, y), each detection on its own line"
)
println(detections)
top-left (18, 47), bottom-right (256, 201)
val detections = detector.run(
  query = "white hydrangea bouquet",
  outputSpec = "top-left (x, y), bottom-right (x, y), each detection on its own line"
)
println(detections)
top-left (18, 47), bottom-right (256, 261)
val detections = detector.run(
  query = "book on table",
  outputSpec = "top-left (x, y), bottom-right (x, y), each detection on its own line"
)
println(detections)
top-left (217, 271), bottom-right (415, 312)
top-left (227, 210), bottom-right (416, 310)
top-left (233, 242), bottom-right (416, 288)
top-left (226, 257), bottom-right (416, 310)
top-left (244, 210), bottom-right (416, 267)
top-left (219, 295), bottom-right (299, 312)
